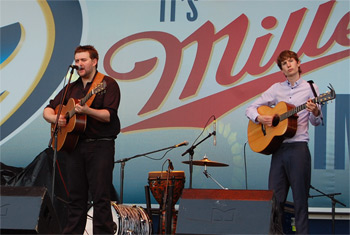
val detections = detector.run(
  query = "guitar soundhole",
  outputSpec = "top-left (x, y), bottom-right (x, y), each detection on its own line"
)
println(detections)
top-left (65, 113), bottom-right (70, 123)
top-left (261, 125), bottom-right (266, 136)
top-left (272, 114), bottom-right (280, 127)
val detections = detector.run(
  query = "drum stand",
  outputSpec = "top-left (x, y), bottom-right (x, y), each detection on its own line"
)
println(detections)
top-left (203, 165), bottom-right (228, 190)
top-left (181, 131), bottom-right (216, 188)
top-left (145, 183), bottom-right (175, 234)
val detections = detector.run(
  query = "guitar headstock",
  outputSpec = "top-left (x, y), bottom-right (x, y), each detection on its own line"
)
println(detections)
top-left (92, 80), bottom-right (107, 95)
top-left (318, 83), bottom-right (336, 105)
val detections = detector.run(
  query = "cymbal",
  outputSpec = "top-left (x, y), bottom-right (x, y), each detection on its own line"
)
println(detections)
top-left (182, 157), bottom-right (229, 167)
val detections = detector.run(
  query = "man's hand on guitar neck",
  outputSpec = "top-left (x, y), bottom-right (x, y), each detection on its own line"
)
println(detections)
top-left (75, 101), bottom-right (111, 123)
top-left (74, 102), bottom-right (89, 115)
top-left (306, 99), bottom-right (320, 116)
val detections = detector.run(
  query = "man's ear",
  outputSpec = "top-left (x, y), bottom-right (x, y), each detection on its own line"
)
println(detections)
top-left (92, 58), bottom-right (98, 67)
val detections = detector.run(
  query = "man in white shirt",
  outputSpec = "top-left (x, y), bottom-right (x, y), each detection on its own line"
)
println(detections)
top-left (245, 50), bottom-right (322, 234)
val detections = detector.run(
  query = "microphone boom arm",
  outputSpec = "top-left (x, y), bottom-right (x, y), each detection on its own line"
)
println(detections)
top-left (181, 131), bottom-right (215, 157)
top-left (115, 142), bottom-right (186, 204)
top-left (181, 131), bottom-right (216, 188)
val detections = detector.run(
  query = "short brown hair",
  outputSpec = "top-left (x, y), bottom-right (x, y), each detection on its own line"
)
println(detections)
top-left (277, 50), bottom-right (302, 74)
top-left (74, 45), bottom-right (99, 68)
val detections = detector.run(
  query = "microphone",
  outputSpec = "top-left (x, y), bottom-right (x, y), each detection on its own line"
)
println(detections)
top-left (213, 117), bottom-right (217, 146)
top-left (69, 65), bottom-right (81, 70)
top-left (168, 159), bottom-right (174, 170)
top-left (174, 141), bottom-right (189, 148)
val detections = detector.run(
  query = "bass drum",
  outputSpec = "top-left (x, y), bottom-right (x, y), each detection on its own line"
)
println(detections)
top-left (84, 202), bottom-right (152, 235)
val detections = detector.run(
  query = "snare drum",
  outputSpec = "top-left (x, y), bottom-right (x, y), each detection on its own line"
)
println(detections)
top-left (84, 202), bottom-right (152, 235)
top-left (148, 171), bottom-right (185, 206)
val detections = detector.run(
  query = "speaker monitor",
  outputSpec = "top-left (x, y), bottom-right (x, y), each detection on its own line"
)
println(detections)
top-left (0, 186), bottom-right (61, 234)
top-left (176, 189), bottom-right (275, 234)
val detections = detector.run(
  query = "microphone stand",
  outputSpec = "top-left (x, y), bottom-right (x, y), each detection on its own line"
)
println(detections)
top-left (309, 185), bottom-right (346, 235)
top-left (48, 67), bottom-right (75, 200)
top-left (181, 131), bottom-right (215, 189)
top-left (115, 144), bottom-right (180, 204)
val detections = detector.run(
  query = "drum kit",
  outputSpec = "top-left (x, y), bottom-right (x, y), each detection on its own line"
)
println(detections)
top-left (81, 113), bottom-right (231, 235)
top-left (84, 156), bottom-right (229, 235)
top-left (146, 155), bottom-right (229, 234)
top-left (91, 126), bottom-right (229, 234)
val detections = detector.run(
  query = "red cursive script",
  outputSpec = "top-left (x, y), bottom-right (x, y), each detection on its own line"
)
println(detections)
top-left (104, 0), bottom-right (349, 132)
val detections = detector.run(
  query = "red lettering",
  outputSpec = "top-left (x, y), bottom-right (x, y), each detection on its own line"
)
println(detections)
top-left (331, 12), bottom-right (350, 46)
top-left (104, 32), bottom-right (182, 115)
top-left (104, 0), bottom-right (349, 131)
top-left (217, 8), bottom-right (307, 86)
top-left (179, 21), bottom-right (216, 99)
top-left (298, 0), bottom-right (340, 56)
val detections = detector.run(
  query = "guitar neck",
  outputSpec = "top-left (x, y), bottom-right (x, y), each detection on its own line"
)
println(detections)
top-left (280, 97), bottom-right (318, 121)
top-left (66, 91), bottom-right (94, 119)
top-left (80, 91), bottom-right (93, 106)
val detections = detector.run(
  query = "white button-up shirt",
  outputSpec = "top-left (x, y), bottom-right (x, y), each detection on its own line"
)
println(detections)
top-left (245, 78), bottom-right (323, 143)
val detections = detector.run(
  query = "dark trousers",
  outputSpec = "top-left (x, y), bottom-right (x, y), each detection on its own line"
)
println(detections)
top-left (269, 142), bottom-right (311, 234)
top-left (63, 140), bottom-right (115, 234)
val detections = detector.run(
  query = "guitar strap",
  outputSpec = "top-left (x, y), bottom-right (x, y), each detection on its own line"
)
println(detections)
top-left (307, 80), bottom-right (324, 125)
top-left (85, 72), bottom-right (105, 107)
top-left (307, 80), bottom-right (317, 97)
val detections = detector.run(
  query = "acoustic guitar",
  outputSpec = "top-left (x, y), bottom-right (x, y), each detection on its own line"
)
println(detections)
top-left (51, 81), bottom-right (107, 152)
top-left (247, 85), bottom-right (335, 155)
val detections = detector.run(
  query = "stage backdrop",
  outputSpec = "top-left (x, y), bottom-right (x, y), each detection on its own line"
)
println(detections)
top-left (1, 0), bottom-right (349, 208)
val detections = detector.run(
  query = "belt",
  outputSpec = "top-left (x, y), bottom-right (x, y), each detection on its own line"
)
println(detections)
top-left (81, 138), bottom-right (114, 142)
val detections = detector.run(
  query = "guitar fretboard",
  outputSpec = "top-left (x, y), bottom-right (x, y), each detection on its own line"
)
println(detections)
top-left (280, 96), bottom-right (319, 121)
top-left (66, 81), bottom-right (106, 119)
top-left (80, 91), bottom-right (93, 106)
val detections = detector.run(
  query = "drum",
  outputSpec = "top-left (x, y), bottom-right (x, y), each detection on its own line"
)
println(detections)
top-left (148, 171), bottom-right (185, 234)
top-left (148, 171), bottom-right (185, 206)
top-left (84, 202), bottom-right (152, 235)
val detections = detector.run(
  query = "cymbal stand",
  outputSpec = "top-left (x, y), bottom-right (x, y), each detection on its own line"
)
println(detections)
top-left (115, 144), bottom-right (179, 204)
top-left (203, 165), bottom-right (228, 190)
top-left (48, 67), bottom-right (75, 200)
top-left (181, 131), bottom-right (215, 188)
top-left (309, 185), bottom-right (346, 235)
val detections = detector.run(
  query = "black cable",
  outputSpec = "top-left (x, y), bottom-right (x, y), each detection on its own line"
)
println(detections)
top-left (243, 140), bottom-right (248, 190)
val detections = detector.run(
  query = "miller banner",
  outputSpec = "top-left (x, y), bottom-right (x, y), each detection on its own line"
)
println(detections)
top-left (1, 0), bottom-right (349, 209)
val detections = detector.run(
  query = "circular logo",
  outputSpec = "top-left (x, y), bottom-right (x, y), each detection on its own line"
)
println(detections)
top-left (0, 0), bottom-right (83, 142)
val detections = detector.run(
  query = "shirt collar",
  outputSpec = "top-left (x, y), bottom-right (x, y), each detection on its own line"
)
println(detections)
top-left (77, 70), bottom-right (98, 86)
top-left (286, 77), bottom-right (302, 88)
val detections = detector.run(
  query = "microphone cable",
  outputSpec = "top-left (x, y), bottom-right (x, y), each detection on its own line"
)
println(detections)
top-left (142, 148), bottom-right (173, 161)
top-left (191, 115), bottom-right (216, 146)
top-left (243, 139), bottom-right (249, 190)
